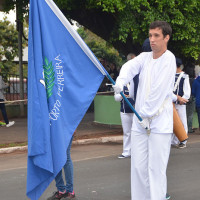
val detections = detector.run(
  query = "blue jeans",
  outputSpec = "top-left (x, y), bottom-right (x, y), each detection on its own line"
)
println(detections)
top-left (0, 99), bottom-right (9, 124)
top-left (55, 136), bottom-right (74, 193)
top-left (196, 107), bottom-right (200, 128)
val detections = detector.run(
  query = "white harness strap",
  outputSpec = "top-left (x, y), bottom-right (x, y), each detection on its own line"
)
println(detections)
top-left (173, 72), bottom-right (184, 93)
top-left (127, 83), bottom-right (130, 91)
top-left (145, 58), bottom-right (170, 121)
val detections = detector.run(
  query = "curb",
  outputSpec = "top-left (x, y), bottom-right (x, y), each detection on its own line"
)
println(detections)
top-left (73, 135), bottom-right (123, 145)
top-left (0, 136), bottom-right (123, 154)
top-left (0, 146), bottom-right (28, 154)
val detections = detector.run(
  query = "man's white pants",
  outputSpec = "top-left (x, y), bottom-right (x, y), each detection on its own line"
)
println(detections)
top-left (131, 131), bottom-right (172, 200)
top-left (172, 104), bottom-right (188, 145)
top-left (120, 112), bottom-right (133, 157)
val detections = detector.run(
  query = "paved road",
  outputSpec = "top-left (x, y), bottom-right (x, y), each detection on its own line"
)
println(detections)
top-left (0, 141), bottom-right (200, 200)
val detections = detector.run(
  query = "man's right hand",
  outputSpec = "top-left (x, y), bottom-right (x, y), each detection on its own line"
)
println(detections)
top-left (138, 118), bottom-right (150, 131)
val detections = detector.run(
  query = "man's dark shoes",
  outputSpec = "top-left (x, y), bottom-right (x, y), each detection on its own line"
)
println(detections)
top-left (47, 191), bottom-right (68, 200)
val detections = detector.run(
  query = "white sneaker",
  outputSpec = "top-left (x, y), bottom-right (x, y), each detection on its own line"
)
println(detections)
top-left (118, 154), bottom-right (131, 159)
top-left (178, 142), bottom-right (186, 149)
top-left (6, 121), bottom-right (15, 127)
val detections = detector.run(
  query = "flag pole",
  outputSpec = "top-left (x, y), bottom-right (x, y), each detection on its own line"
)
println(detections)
top-left (46, 0), bottom-right (142, 122)
top-left (106, 74), bottom-right (142, 121)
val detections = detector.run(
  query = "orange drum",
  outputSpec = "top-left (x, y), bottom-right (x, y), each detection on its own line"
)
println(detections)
top-left (173, 104), bottom-right (188, 142)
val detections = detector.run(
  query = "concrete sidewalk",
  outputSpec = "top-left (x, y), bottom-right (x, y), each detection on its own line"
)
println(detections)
top-left (0, 112), bottom-right (200, 154)
top-left (0, 112), bottom-right (123, 153)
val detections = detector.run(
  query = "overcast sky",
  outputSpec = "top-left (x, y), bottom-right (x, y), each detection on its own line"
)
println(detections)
top-left (0, 10), bottom-right (16, 23)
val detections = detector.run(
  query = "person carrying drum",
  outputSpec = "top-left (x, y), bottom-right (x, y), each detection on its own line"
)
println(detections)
top-left (172, 58), bottom-right (191, 148)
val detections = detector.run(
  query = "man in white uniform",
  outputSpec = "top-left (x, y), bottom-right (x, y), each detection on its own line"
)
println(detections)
top-left (113, 21), bottom-right (176, 200)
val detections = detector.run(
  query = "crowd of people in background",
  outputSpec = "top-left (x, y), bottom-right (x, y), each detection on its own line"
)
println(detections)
top-left (98, 38), bottom-right (200, 132)
top-left (182, 62), bottom-right (200, 133)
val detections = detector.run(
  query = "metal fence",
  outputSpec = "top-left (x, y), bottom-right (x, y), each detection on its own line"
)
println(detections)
top-left (1, 73), bottom-right (27, 104)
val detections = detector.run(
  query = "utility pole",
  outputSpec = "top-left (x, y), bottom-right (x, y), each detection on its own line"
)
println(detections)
top-left (16, 1), bottom-right (25, 117)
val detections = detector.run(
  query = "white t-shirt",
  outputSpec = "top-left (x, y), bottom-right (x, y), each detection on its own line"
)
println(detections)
top-left (116, 50), bottom-right (176, 134)
top-left (172, 72), bottom-right (191, 102)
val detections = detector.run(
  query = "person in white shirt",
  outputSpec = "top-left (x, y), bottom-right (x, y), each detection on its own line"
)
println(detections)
top-left (114, 54), bottom-right (136, 159)
top-left (172, 58), bottom-right (191, 148)
top-left (113, 21), bottom-right (176, 200)
top-left (114, 82), bottom-right (135, 158)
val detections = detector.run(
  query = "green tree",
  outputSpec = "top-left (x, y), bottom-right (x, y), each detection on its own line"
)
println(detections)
top-left (2, 0), bottom-right (29, 20)
top-left (0, 17), bottom-right (27, 74)
top-left (2, 0), bottom-right (200, 62)
top-left (0, 17), bottom-right (18, 72)
top-left (77, 27), bottom-right (123, 67)
top-left (55, 0), bottom-right (200, 62)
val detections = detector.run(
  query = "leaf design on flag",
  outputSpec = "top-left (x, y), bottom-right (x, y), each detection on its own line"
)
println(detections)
top-left (43, 57), bottom-right (55, 99)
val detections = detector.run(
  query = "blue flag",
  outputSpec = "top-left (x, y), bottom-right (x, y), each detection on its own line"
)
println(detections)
top-left (27, 0), bottom-right (107, 199)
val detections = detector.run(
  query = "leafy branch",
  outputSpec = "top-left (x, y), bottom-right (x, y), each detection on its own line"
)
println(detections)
top-left (43, 57), bottom-right (55, 99)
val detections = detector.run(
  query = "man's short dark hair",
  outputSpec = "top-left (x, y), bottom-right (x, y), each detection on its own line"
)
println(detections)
top-left (149, 21), bottom-right (172, 38)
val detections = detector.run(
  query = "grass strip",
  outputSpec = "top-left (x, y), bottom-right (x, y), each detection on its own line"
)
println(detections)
top-left (0, 142), bottom-right (27, 148)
